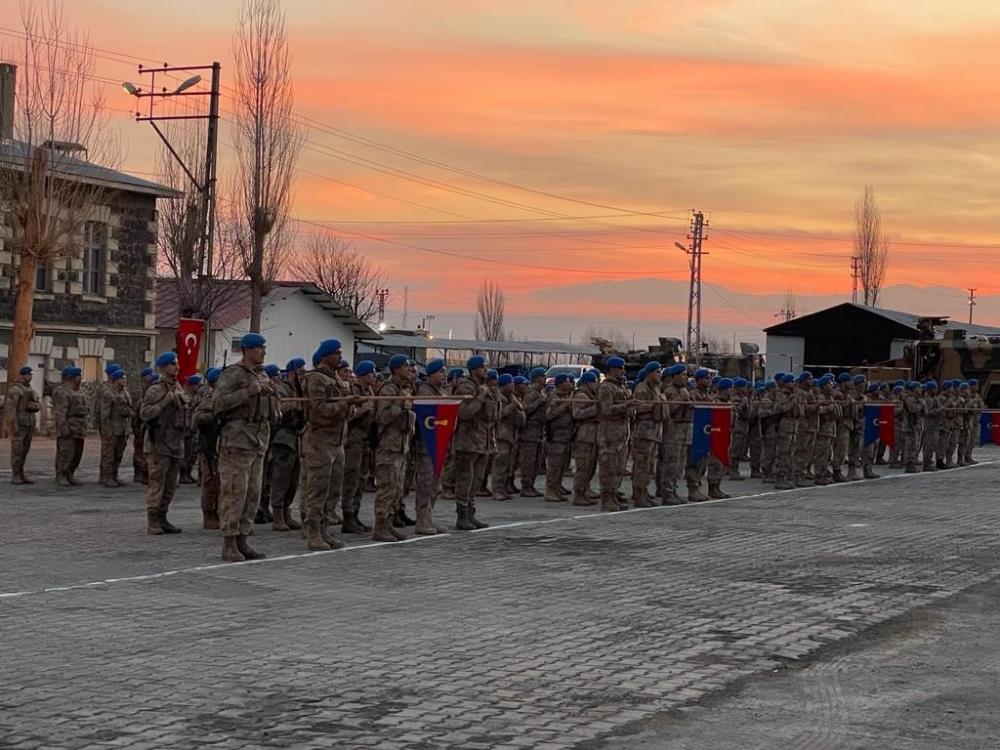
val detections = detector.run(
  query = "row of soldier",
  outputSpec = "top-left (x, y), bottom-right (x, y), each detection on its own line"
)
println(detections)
top-left (4, 342), bottom-right (986, 562)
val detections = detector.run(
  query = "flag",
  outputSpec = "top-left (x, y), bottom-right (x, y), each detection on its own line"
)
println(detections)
top-left (176, 318), bottom-right (205, 385)
top-left (980, 412), bottom-right (1000, 445)
top-left (413, 400), bottom-right (461, 478)
top-left (690, 405), bottom-right (732, 466)
top-left (864, 403), bottom-right (895, 447)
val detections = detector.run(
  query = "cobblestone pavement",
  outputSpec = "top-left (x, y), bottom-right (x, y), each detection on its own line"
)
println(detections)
top-left (3, 439), bottom-right (1000, 749)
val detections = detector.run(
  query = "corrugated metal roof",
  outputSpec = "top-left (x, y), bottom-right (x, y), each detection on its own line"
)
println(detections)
top-left (765, 302), bottom-right (1000, 337)
top-left (0, 141), bottom-right (179, 198)
top-left (360, 333), bottom-right (599, 355)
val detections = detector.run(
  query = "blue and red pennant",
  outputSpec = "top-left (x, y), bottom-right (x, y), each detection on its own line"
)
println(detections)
top-left (690, 405), bottom-right (732, 466)
top-left (980, 412), bottom-right (1000, 445)
top-left (864, 404), bottom-right (895, 447)
top-left (413, 400), bottom-right (461, 478)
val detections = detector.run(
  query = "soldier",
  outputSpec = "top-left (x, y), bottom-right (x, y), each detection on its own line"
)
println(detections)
top-left (946, 380), bottom-right (964, 468)
top-left (660, 363), bottom-right (692, 503)
top-left (438, 367), bottom-right (465, 502)
top-left (268, 358), bottom-right (306, 532)
top-left (921, 381), bottom-right (941, 471)
top-left (727, 378), bottom-right (750, 481)
top-left (132, 367), bottom-right (154, 484)
top-left (341, 360), bottom-right (376, 534)
top-left (889, 383), bottom-right (906, 468)
top-left (630, 363), bottom-right (666, 508)
top-left (811, 374), bottom-right (838, 485)
top-left (255, 364), bottom-right (284, 523)
top-left (452, 355), bottom-right (493, 530)
top-left (492, 373), bottom-right (525, 501)
top-left (964, 379), bottom-right (983, 466)
top-left (772, 373), bottom-right (799, 490)
top-left (518, 368), bottom-right (547, 497)
top-left (6, 366), bottom-right (40, 484)
top-left (54, 366), bottom-right (88, 486)
top-left (829, 373), bottom-right (852, 482)
top-left (372, 354), bottom-right (415, 542)
top-left (570, 371), bottom-right (600, 506)
top-left (705, 378), bottom-right (732, 499)
top-left (98, 368), bottom-right (133, 487)
top-left (598, 357), bottom-right (632, 512)
top-left (411, 358), bottom-right (450, 534)
top-left (178, 375), bottom-right (202, 485)
top-left (213, 333), bottom-right (277, 561)
top-left (194, 367), bottom-right (223, 528)
top-left (792, 372), bottom-right (818, 487)
top-left (140, 353), bottom-right (190, 534)
top-left (844, 374), bottom-right (866, 480)
top-left (687, 369), bottom-right (724, 500)
top-left (543, 373), bottom-right (576, 502)
top-left (901, 381), bottom-right (925, 473)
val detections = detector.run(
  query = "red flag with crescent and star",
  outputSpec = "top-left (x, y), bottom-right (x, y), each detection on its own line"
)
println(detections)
top-left (413, 400), bottom-right (461, 478)
top-left (176, 318), bottom-right (205, 385)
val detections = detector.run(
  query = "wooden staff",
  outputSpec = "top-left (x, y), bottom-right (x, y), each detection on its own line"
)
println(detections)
top-left (278, 395), bottom-right (471, 403)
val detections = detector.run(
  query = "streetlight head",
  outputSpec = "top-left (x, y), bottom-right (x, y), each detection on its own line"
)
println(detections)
top-left (378, 322), bottom-right (387, 332)
top-left (174, 75), bottom-right (202, 94)
top-left (122, 81), bottom-right (140, 96)
top-left (674, 242), bottom-right (687, 252)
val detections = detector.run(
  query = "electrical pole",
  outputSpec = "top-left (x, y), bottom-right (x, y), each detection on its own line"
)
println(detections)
top-left (968, 288), bottom-right (977, 324)
top-left (375, 288), bottom-right (390, 329)
top-left (851, 256), bottom-right (860, 304)
top-left (676, 211), bottom-right (708, 364)
top-left (402, 286), bottom-right (409, 329)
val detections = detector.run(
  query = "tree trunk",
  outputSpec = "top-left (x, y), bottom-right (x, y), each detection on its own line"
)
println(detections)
top-left (248, 225), bottom-right (265, 332)
top-left (7, 254), bottom-right (38, 387)
top-left (249, 277), bottom-right (263, 333)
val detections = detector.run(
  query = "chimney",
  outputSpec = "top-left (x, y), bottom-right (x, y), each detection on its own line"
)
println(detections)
top-left (0, 63), bottom-right (15, 142)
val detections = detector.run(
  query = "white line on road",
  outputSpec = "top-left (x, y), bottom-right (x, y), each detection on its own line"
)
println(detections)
top-left (2, 460), bottom-right (996, 601)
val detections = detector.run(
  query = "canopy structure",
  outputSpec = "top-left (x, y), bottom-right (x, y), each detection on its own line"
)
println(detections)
top-left (358, 333), bottom-right (599, 368)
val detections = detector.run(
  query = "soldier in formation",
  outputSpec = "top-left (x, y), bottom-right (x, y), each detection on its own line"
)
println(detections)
top-left (6, 366), bottom-right (40, 484)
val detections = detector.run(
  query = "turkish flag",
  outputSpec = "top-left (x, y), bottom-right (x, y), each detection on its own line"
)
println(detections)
top-left (176, 318), bottom-right (205, 385)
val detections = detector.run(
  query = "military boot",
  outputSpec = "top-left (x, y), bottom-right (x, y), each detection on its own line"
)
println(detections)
top-left (814, 475), bottom-right (833, 486)
top-left (415, 507), bottom-right (438, 535)
top-left (319, 521), bottom-right (345, 550)
top-left (904, 464), bottom-right (921, 473)
top-left (236, 535), bottom-right (266, 560)
top-left (847, 467), bottom-right (861, 481)
top-left (687, 483), bottom-right (708, 502)
top-left (372, 515), bottom-right (399, 542)
top-left (832, 469), bottom-right (847, 483)
top-left (863, 466), bottom-right (881, 480)
top-left (454, 506), bottom-right (476, 531)
top-left (520, 485), bottom-right (542, 498)
top-left (304, 519), bottom-right (331, 551)
top-left (708, 482), bottom-right (730, 499)
top-left (572, 494), bottom-right (596, 507)
top-left (272, 506), bottom-right (291, 532)
top-left (728, 464), bottom-right (746, 481)
top-left (282, 506), bottom-right (301, 531)
top-left (254, 506), bottom-right (269, 524)
top-left (544, 491), bottom-right (566, 503)
top-left (341, 510), bottom-right (367, 534)
top-left (159, 511), bottom-right (182, 534)
top-left (393, 505), bottom-right (416, 527)
top-left (146, 510), bottom-right (164, 535)
top-left (469, 502), bottom-right (490, 529)
top-left (221, 536), bottom-right (245, 562)
top-left (749, 467), bottom-right (763, 479)
top-left (774, 479), bottom-right (795, 490)
top-left (632, 493), bottom-right (654, 508)
top-left (66, 473), bottom-right (81, 486)
top-left (202, 510), bottom-right (220, 530)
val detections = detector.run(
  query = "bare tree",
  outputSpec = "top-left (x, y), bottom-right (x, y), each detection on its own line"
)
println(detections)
top-left (292, 233), bottom-right (388, 323)
top-left (854, 185), bottom-right (889, 307)
top-left (230, 0), bottom-right (302, 331)
top-left (1, 1), bottom-right (114, 384)
top-left (777, 289), bottom-right (796, 321)
top-left (474, 278), bottom-right (506, 341)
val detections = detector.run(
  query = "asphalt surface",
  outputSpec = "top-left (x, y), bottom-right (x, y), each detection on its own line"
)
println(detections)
top-left (3, 439), bottom-right (1000, 749)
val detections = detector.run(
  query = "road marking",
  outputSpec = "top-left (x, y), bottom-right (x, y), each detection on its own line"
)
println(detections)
top-left (1, 459), bottom-right (996, 601)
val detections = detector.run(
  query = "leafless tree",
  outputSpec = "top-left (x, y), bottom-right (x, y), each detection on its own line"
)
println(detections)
top-left (292, 233), bottom-right (388, 323)
top-left (1, 1), bottom-right (115, 385)
top-left (777, 289), bottom-right (796, 321)
top-left (230, 0), bottom-right (302, 330)
top-left (854, 185), bottom-right (890, 307)
top-left (474, 278), bottom-right (506, 341)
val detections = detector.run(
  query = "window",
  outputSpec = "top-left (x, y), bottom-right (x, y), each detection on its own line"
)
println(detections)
top-left (81, 356), bottom-right (101, 382)
top-left (231, 338), bottom-right (242, 354)
top-left (35, 263), bottom-right (51, 292)
top-left (82, 221), bottom-right (106, 295)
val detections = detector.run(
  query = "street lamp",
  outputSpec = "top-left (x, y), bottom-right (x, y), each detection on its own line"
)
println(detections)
top-left (174, 74), bottom-right (201, 94)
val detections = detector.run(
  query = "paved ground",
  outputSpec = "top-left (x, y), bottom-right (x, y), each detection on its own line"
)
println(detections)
top-left (3, 439), bottom-right (1000, 749)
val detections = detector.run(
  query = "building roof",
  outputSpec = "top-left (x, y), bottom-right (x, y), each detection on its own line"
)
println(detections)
top-left (155, 278), bottom-right (381, 339)
top-left (0, 140), bottom-right (179, 198)
top-left (765, 302), bottom-right (1000, 338)
top-left (361, 332), bottom-right (599, 356)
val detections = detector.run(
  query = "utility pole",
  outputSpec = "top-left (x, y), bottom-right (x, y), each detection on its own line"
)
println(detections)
top-left (676, 211), bottom-right (708, 364)
top-left (851, 256), bottom-right (860, 304)
top-left (968, 288), bottom-right (977, 324)
top-left (402, 286), bottom-right (409, 329)
top-left (375, 287), bottom-right (390, 329)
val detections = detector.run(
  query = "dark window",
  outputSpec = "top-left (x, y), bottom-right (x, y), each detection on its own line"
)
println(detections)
top-left (35, 263), bottom-right (51, 292)
top-left (82, 221), bottom-right (106, 295)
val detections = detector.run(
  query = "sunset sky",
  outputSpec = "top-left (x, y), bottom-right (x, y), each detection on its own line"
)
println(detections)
top-left (8, 0), bottom-right (1000, 346)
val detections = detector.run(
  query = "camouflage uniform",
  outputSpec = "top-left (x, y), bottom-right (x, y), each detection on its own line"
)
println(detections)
top-left (963, 389), bottom-right (983, 465)
top-left (571, 383), bottom-right (600, 506)
top-left (772, 383), bottom-right (800, 490)
top-left (630, 377), bottom-right (666, 507)
top-left (269, 377), bottom-right (305, 529)
top-left (193, 383), bottom-right (221, 528)
top-left (452, 376), bottom-right (493, 528)
top-left (757, 388), bottom-right (778, 481)
top-left (132, 378), bottom-right (152, 484)
top-left (543, 389), bottom-right (575, 502)
top-left (98, 382), bottom-right (133, 486)
top-left (413, 379), bottom-right (450, 533)
top-left (342, 379), bottom-right (374, 531)
top-left (372, 375), bottom-right (415, 541)
top-left (54, 384), bottom-right (88, 485)
top-left (660, 379), bottom-right (692, 502)
top-left (492, 389), bottom-right (525, 499)
top-left (140, 374), bottom-right (190, 531)
top-left (6, 381), bottom-right (40, 483)
top-left (728, 387), bottom-right (750, 480)
top-left (922, 389), bottom-right (942, 471)
top-left (792, 382), bottom-right (819, 486)
top-left (597, 378), bottom-right (632, 511)
top-left (902, 387), bottom-right (925, 472)
top-left (518, 385), bottom-right (546, 496)
top-left (812, 386), bottom-right (838, 484)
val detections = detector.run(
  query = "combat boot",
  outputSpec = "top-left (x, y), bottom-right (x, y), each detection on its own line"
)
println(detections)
top-left (491, 489), bottom-right (511, 501)
top-left (341, 510), bottom-right (367, 534)
top-left (687, 483), bottom-right (708, 502)
top-left (708, 482), bottom-right (730, 499)
top-left (847, 467), bottom-right (861, 481)
top-left (394, 505), bottom-right (416, 527)
top-left (66, 474), bottom-right (81, 486)
top-left (202, 510), bottom-right (220, 530)
top-left (795, 477), bottom-right (814, 488)
top-left (282, 506), bottom-right (301, 530)
top-left (832, 469), bottom-right (847, 483)
top-left (750, 467), bottom-right (763, 479)
top-left (469, 502), bottom-right (490, 529)
top-left (904, 464), bottom-right (920, 473)
top-left (863, 467), bottom-right (880, 480)
top-left (455, 506), bottom-right (476, 531)
top-left (55, 473), bottom-right (70, 486)
top-left (389, 525), bottom-right (408, 541)
top-left (319, 521), bottom-right (345, 550)
top-left (372, 515), bottom-right (399, 542)
top-left (146, 510), bottom-right (164, 535)
top-left (304, 519), bottom-right (331, 551)
top-left (572, 494), bottom-right (596, 507)
top-left (774, 479), bottom-right (795, 490)
top-left (560, 485), bottom-right (572, 496)
top-left (814, 476), bottom-right (833, 486)
top-left (727, 467), bottom-right (746, 481)
top-left (272, 506), bottom-right (291, 532)
top-left (235, 535), bottom-right (266, 560)
top-left (520, 486), bottom-right (542, 498)
top-left (221, 536), bottom-right (245, 562)
top-left (544, 492), bottom-right (566, 503)
top-left (159, 511), bottom-right (182, 534)
top-left (632, 494), bottom-right (654, 508)
top-left (415, 508), bottom-right (438, 535)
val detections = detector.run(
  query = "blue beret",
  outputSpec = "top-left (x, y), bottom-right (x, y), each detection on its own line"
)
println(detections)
top-left (941, 380), bottom-right (953, 390)
top-left (65, 366), bottom-right (82, 378)
top-left (498, 373), bottom-right (514, 386)
top-left (627, 380), bottom-right (636, 388)
top-left (513, 375), bottom-right (529, 385)
top-left (906, 381), bottom-right (918, 389)
top-left (780, 373), bottom-right (796, 383)
top-left (606, 357), bottom-right (626, 369)
top-left (286, 358), bottom-right (306, 372)
top-left (694, 368), bottom-right (711, 380)
top-left (836, 372), bottom-right (851, 383)
top-left (264, 364), bottom-right (280, 378)
top-left (852, 374), bottom-right (866, 384)
top-left (819, 374), bottom-right (834, 385)
top-left (389, 354), bottom-right (409, 371)
top-left (892, 380), bottom-right (903, 387)
top-left (666, 363), bottom-right (686, 376)
top-left (486, 369), bottom-right (499, 382)
top-left (425, 358), bottom-right (445, 375)
top-left (240, 332), bottom-right (266, 349)
top-left (155, 352), bottom-right (178, 368)
top-left (733, 378), bottom-right (748, 388)
top-left (867, 383), bottom-right (880, 393)
top-left (960, 382), bottom-right (970, 389)
top-left (355, 360), bottom-right (376, 376)
top-left (892, 385), bottom-right (904, 393)
top-left (186, 374), bottom-right (202, 386)
top-left (18, 366), bottom-right (32, 375)
top-left (141, 367), bottom-right (154, 378)
top-left (109, 369), bottom-right (125, 381)
top-left (765, 380), bottom-right (777, 389)
top-left (312, 352), bottom-right (321, 367)
top-left (206, 367), bottom-right (222, 384)
top-left (467, 355), bottom-right (487, 370)
top-left (148, 373), bottom-right (160, 383)
top-left (646, 360), bottom-right (662, 371)
top-left (969, 378), bottom-right (979, 386)
top-left (554, 373), bottom-right (572, 385)
top-left (797, 371), bottom-right (813, 382)
top-left (717, 378), bottom-right (733, 390)
top-left (636, 364), bottom-right (651, 382)
top-left (755, 383), bottom-right (767, 391)
top-left (316, 339), bottom-right (342, 359)
top-left (711, 375), bottom-right (721, 385)
top-left (923, 381), bottom-right (937, 390)
top-left (579, 371), bottom-right (597, 384)
top-left (447, 367), bottom-right (464, 382)
top-left (530, 367), bottom-right (547, 381)
top-left (774, 372), bottom-right (786, 380)
top-left (105, 362), bottom-right (122, 375)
